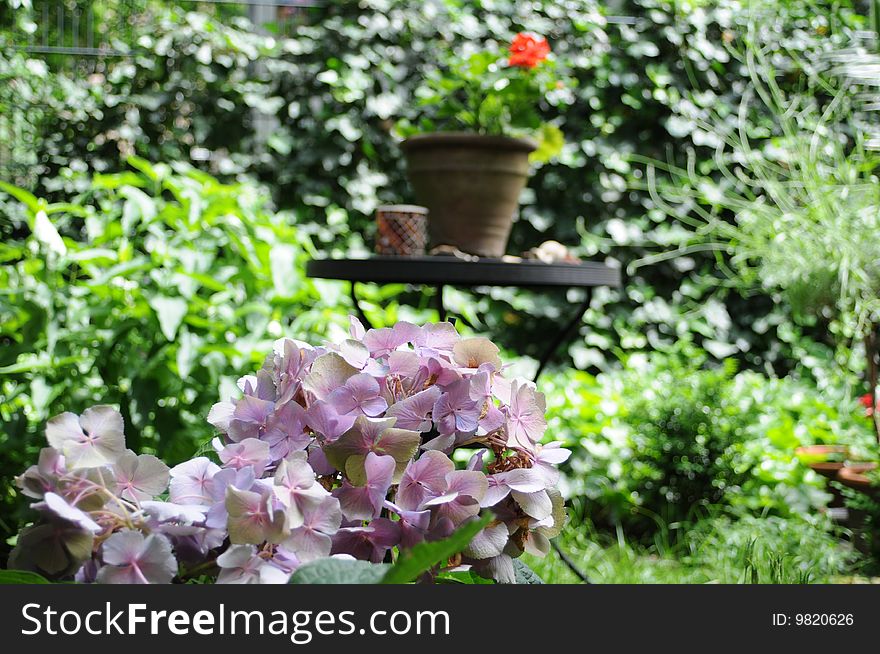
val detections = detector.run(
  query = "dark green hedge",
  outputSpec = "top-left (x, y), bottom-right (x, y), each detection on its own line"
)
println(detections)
top-left (2, 0), bottom-right (862, 372)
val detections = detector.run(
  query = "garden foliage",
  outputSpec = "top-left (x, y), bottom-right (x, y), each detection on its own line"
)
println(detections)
top-left (1, 0), bottom-right (876, 581)
top-left (1, 0), bottom-right (862, 370)
top-left (544, 352), bottom-right (873, 539)
top-left (0, 161), bottom-right (360, 556)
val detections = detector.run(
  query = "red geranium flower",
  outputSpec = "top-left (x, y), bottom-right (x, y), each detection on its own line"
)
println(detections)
top-left (508, 32), bottom-right (550, 69)
top-left (860, 392), bottom-right (876, 417)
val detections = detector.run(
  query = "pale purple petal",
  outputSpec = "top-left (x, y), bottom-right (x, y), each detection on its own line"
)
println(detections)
top-left (386, 387), bottom-right (441, 431)
top-left (140, 501), bottom-right (207, 525)
top-left (327, 373), bottom-right (387, 417)
top-left (362, 327), bottom-right (404, 357)
top-left (283, 529), bottom-right (333, 562)
top-left (445, 470), bottom-right (488, 503)
top-left (349, 315), bottom-right (366, 340)
top-left (397, 451), bottom-right (454, 510)
top-left (433, 381), bottom-right (481, 436)
top-left (113, 451), bottom-right (170, 501)
top-left (464, 522), bottom-right (509, 559)
top-left (98, 531), bottom-right (176, 584)
top-left (220, 438), bottom-right (271, 476)
top-left (46, 406), bottom-right (125, 468)
top-left (216, 544), bottom-right (288, 584)
top-left (228, 395), bottom-right (275, 442)
top-left (207, 401), bottom-right (235, 432)
top-left (415, 322), bottom-right (458, 351)
top-left (169, 457), bottom-right (220, 505)
top-left (511, 489), bottom-right (553, 521)
top-left (474, 553), bottom-right (516, 584)
top-left (332, 453), bottom-right (395, 521)
top-left (392, 321), bottom-right (422, 345)
top-left (262, 400), bottom-right (310, 460)
top-left (39, 492), bottom-right (101, 533)
top-left (502, 468), bottom-right (546, 493)
top-left (387, 351), bottom-right (421, 378)
top-left (339, 339), bottom-right (370, 369)
top-left (506, 381), bottom-right (547, 451)
top-left (304, 400), bottom-right (357, 441)
top-left (302, 352), bottom-right (359, 400)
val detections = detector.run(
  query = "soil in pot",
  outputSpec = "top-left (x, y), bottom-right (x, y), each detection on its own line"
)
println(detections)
top-left (401, 132), bottom-right (536, 258)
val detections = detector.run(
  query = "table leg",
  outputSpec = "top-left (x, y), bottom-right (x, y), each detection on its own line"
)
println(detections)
top-left (349, 282), bottom-right (374, 330)
top-left (532, 289), bottom-right (592, 384)
top-left (436, 284), bottom-right (446, 322)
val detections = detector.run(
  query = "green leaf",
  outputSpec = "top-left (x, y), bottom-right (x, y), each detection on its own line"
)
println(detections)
top-left (0, 569), bottom-right (51, 584)
top-left (381, 514), bottom-right (491, 584)
top-left (176, 328), bottom-right (202, 380)
top-left (289, 558), bottom-right (390, 584)
top-left (0, 181), bottom-right (42, 213)
top-left (33, 210), bottom-right (67, 256)
top-left (435, 570), bottom-right (494, 584)
top-left (148, 295), bottom-right (188, 341)
top-left (529, 123), bottom-right (565, 164)
top-left (513, 559), bottom-right (544, 584)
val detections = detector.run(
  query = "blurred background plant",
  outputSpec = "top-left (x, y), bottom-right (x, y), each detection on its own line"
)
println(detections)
top-left (634, 6), bottom-right (880, 429)
top-left (0, 0), bottom-right (862, 373)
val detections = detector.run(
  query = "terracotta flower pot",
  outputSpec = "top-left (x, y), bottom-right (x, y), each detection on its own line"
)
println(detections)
top-left (401, 132), bottom-right (536, 257)
top-left (795, 445), bottom-right (850, 480)
top-left (837, 462), bottom-right (878, 493)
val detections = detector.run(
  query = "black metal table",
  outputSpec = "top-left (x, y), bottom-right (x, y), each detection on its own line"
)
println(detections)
top-left (306, 255), bottom-right (621, 383)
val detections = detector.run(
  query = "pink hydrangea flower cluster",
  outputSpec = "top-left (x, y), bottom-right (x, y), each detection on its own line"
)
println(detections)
top-left (12, 318), bottom-right (570, 583)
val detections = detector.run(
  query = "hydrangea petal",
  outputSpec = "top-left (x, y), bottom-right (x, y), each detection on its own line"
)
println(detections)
top-left (47, 406), bottom-right (125, 468)
top-left (397, 450), bottom-right (455, 510)
top-left (386, 387), bottom-right (441, 432)
top-left (303, 352), bottom-right (359, 400)
top-left (113, 451), bottom-right (170, 502)
top-left (169, 457), bottom-right (220, 505)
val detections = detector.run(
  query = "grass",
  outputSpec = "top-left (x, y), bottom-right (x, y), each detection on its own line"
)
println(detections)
top-left (525, 514), bottom-right (858, 584)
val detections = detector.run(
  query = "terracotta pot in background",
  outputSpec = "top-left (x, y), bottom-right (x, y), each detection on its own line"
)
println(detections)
top-left (401, 132), bottom-right (536, 258)
top-left (794, 444), bottom-right (850, 480)
top-left (837, 462), bottom-right (878, 493)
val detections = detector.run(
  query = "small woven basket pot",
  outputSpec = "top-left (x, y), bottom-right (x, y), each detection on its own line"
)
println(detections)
top-left (375, 205), bottom-right (428, 256)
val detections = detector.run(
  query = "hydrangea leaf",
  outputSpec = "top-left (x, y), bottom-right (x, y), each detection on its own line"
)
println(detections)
top-left (0, 569), bottom-right (51, 584)
top-left (289, 558), bottom-right (390, 584)
top-left (512, 559), bottom-right (545, 585)
top-left (381, 513), bottom-right (491, 584)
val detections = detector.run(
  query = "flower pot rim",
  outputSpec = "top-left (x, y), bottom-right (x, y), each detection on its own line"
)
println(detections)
top-left (840, 462), bottom-right (878, 475)
top-left (376, 204), bottom-right (429, 214)
top-left (795, 444), bottom-right (850, 454)
top-left (837, 464), bottom-right (877, 491)
top-left (401, 131), bottom-right (538, 153)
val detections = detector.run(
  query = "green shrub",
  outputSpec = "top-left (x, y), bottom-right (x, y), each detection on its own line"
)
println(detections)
top-left (1, 0), bottom-right (863, 373)
top-left (544, 351), bottom-right (871, 539)
top-left (0, 159), bottom-right (361, 560)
